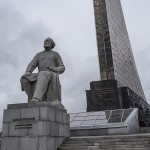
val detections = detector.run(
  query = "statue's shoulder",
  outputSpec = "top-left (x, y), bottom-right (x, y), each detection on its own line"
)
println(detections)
top-left (51, 50), bottom-right (61, 58)
top-left (35, 51), bottom-right (45, 57)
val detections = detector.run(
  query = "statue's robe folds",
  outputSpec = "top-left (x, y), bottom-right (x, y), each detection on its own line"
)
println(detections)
top-left (21, 50), bottom-right (65, 104)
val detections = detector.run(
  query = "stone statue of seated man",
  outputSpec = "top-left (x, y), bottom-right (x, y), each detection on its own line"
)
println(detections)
top-left (20, 38), bottom-right (65, 105)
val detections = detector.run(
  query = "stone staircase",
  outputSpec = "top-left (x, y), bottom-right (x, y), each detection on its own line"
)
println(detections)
top-left (58, 133), bottom-right (150, 150)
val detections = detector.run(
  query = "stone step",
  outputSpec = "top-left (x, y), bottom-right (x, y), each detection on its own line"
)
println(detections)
top-left (66, 140), bottom-right (150, 145)
top-left (99, 144), bottom-right (150, 149)
top-left (59, 134), bottom-right (150, 150)
top-left (97, 149), bottom-right (150, 150)
top-left (59, 149), bottom-right (98, 150)
top-left (60, 145), bottom-right (150, 150)
top-left (59, 148), bottom-right (150, 150)
top-left (59, 146), bottom-right (99, 150)
top-left (60, 143), bottom-right (150, 149)
top-left (68, 134), bottom-right (150, 141)
top-left (63, 143), bottom-right (96, 147)
top-left (65, 138), bottom-right (150, 144)
top-left (63, 141), bottom-right (150, 147)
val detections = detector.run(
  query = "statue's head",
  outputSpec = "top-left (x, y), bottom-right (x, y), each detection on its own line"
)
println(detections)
top-left (44, 37), bottom-right (55, 49)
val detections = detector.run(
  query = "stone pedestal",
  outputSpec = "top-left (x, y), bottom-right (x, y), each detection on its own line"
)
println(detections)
top-left (1, 102), bottom-right (70, 150)
top-left (86, 80), bottom-right (121, 111)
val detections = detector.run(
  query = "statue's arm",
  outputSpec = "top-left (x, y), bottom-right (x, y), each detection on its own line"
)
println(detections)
top-left (55, 53), bottom-right (65, 74)
top-left (25, 54), bottom-right (39, 74)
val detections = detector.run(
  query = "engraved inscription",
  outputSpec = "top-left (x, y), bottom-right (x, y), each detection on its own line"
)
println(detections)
top-left (13, 117), bottom-right (35, 129)
top-left (13, 117), bottom-right (35, 122)
top-left (15, 124), bottom-right (32, 129)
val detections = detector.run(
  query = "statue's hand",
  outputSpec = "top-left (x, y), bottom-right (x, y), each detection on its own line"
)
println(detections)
top-left (47, 67), bottom-right (57, 73)
top-left (23, 72), bottom-right (31, 77)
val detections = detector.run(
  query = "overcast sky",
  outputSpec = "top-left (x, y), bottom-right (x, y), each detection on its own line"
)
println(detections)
top-left (0, 0), bottom-right (150, 129)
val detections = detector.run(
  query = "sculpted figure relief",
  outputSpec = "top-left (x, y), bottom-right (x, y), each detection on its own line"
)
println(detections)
top-left (20, 38), bottom-right (65, 106)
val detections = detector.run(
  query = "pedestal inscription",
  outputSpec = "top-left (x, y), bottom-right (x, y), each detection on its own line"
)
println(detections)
top-left (13, 118), bottom-right (35, 129)
top-left (1, 102), bottom-right (70, 150)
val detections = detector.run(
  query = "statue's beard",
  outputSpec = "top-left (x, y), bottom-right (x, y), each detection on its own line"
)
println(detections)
top-left (44, 45), bottom-right (51, 48)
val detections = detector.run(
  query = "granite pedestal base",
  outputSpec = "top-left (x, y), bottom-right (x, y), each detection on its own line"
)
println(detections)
top-left (1, 102), bottom-right (70, 150)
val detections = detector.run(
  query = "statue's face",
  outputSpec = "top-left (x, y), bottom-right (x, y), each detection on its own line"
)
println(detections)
top-left (44, 39), bottom-right (52, 48)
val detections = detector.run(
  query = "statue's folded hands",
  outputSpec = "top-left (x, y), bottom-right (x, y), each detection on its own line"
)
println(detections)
top-left (47, 66), bottom-right (57, 73)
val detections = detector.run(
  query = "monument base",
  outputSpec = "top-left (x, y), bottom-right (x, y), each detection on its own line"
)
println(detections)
top-left (1, 102), bottom-right (70, 150)
top-left (86, 80), bottom-right (150, 127)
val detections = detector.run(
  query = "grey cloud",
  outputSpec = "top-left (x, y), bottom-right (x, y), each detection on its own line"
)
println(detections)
top-left (61, 54), bottom-right (99, 113)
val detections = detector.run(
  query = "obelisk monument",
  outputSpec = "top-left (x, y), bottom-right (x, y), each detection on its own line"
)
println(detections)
top-left (86, 0), bottom-right (150, 126)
